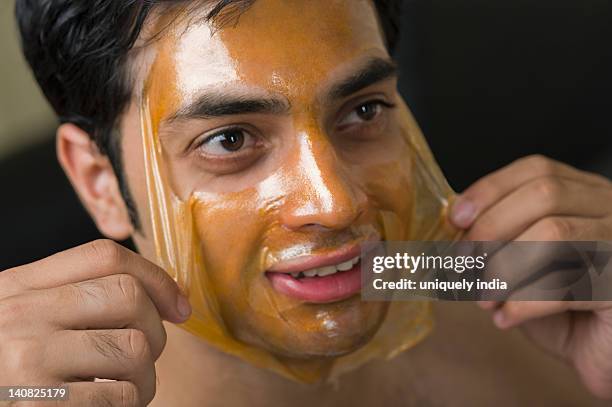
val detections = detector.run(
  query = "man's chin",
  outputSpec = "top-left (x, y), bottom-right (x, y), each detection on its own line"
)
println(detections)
top-left (239, 298), bottom-right (390, 360)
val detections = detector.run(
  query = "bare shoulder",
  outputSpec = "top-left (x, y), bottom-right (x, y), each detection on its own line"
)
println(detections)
top-left (367, 302), bottom-right (608, 406)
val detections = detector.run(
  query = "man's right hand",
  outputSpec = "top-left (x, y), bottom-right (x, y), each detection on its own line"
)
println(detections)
top-left (0, 239), bottom-right (191, 406)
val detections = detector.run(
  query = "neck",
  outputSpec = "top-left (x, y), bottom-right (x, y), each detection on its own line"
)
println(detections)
top-left (153, 323), bottom-right (352, 406)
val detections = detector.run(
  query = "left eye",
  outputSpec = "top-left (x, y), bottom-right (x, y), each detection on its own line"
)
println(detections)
top-left (338, 101), bottom-right (387, 128)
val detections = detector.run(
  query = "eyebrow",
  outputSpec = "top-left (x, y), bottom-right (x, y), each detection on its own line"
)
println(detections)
top-left (328, 57), bottom-right (398, 100)
top-left (164, 57), bottom-right (397, 124)
top-left (166, 92), bottom-right (290, 123)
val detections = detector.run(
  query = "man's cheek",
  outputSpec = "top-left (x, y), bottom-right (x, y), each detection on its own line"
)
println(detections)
top-left (192, 195), bottom-right (268, 287)
top-left (363, 161), bottom-right (413, 213)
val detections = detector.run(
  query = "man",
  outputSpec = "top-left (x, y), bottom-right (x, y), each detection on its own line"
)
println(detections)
top-left (2, 0), bottom-right (612, 405)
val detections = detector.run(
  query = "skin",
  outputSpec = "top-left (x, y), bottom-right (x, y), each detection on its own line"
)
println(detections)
top-left (0, 1), bottom-right (611, 406)
top-left (137, 0), bottom-right (453, 381)
top-left (0, 241), bottom-right (189, 405)
top-left (452, 155), bottom-right (612, 398)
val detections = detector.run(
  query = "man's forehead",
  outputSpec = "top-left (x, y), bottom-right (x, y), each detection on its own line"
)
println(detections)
top-left (142, 0), bottom-right (388, 120)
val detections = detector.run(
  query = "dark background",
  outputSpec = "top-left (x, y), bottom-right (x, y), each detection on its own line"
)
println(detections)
top-left (1, 0), bottom-right (611, 270)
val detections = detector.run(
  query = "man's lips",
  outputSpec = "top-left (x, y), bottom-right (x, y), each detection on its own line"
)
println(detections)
top-left (267, 243), bottom-right (362, 274)
top-left (265, 243), bottom-right (363, 303)
top-left (266, 264), bottom-right (361, 303)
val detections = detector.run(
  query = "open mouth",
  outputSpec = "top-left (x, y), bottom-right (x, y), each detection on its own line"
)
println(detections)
top-left (290, 255), bottom-right (360, 279)
top-left (265, 245), bottom-right (363, 304)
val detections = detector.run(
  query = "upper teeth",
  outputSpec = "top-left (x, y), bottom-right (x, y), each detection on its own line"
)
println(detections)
top-left (291, 256), bottom-right (360, 279)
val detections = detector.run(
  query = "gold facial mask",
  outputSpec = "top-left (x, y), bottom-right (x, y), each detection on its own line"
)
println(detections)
top-left (138, 0), bottom-right (460, 383)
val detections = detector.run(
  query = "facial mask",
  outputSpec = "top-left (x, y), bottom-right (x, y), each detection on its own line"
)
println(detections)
top-left (137, 0), bottom-right (461, 383)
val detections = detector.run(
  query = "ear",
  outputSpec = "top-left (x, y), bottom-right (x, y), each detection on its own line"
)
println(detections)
top-left (56, 123), bottom-right (133, 240)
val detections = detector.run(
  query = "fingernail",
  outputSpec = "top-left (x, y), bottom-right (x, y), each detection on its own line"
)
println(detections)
top-left (176, 294), bottom-right (192, 321)
top-left (452, 198), bottom-right (477, 228)
top-left (493, 310), bottom-right (507, 328)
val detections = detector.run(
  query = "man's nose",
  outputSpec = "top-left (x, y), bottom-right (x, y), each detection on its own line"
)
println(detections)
top-left (279, 133), bottom-right (367, 232)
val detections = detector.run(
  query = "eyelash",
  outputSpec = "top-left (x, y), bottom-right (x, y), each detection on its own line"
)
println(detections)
top-left (189, 125), bottom-right (265, 175)
top-left (192, 125), bottom-right (254, 152)
top-left (354, 99), bottom-right (395, 115)
top-left (197, 125), bottom-right (243, 145)
top-left (358, 99), bottom-right (395, 110)
top-left (336, 98), bottom-right (396, 129)
top-left (190, 98), bottom-right (396, 157)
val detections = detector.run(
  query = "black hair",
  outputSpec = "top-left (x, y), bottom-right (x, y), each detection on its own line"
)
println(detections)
top-left (15, 0), bottom-right (402, 229)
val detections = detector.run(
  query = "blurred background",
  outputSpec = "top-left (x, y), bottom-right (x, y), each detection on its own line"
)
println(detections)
top-left (1, 0), bottom-right (611, 270)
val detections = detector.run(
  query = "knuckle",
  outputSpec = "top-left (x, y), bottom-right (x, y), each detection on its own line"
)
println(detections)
top-left (524, 154), bottom-right (556, 175)
top-left (0, 267), bottom-right (27, 295)
top-left (116, 274), bottom-right (145, 311)
top-left (125, 329), bottom-right (151, 361)
top-left (0, 297), bottom-right (29, 331)
top-left (88, 239), bottom-right (126, 270)
top-left (2, 338), bottom-right (39, 374)
top-left (118, 381), bottom-right (140, 407)
top-left (532, 177), bottom-right (564, 204)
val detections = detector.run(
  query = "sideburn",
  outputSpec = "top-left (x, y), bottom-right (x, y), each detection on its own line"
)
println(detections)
top-left (107, 127), bottom-right (143, 232)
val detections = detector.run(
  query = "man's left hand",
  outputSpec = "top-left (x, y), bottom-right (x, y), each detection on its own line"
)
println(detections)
top-left (450, 154), bottom-right (612, 399)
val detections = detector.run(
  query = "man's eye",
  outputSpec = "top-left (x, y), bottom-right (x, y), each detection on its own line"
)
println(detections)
top-left (197, 128), bottom-right (254, 156)
top-left (338, 101), bottom-right (391, 129)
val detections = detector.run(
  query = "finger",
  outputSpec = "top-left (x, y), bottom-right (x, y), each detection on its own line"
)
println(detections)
top-left (50, 329), bottom-right (156, 404)
top-left (66, 274), bottom-right (167, 359)
top-left (476, 300), bottom-right (499, 310)
top-left (480, 239), bottom-right (604, 304)
top-left (450, 155), bottom-right (612, 228)
top-left (515, 216), bottom-right (612, 241)
top-left (0, 239), bottom-right (191, 323)
top-left (488, 303), bottom-right (612, 399)
top-left (65, 381), bottom-right (142, 407)
top-left (465, 177), bottom-right (611, 241)
top-left (519, 313), bottom-right (573, 358)
top-left (7, 274), bottom-right (167, 359)
top-left (491, 300), bottom-right (611, 329)
top-left (480, 242), bottom-right (557, 295)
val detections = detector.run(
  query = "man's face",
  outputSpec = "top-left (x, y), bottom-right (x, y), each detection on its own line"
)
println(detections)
top-left (123, 0), bottom-right (418, 359)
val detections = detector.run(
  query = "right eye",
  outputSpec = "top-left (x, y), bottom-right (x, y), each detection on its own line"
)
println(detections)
top-left (190, 125), bottom-right (268, 175)
top-left (197, 128), bottom-right (255, 156)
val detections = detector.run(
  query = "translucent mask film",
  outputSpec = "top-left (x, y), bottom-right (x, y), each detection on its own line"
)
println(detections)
top-left (138, 0), bottom-right (461, 383)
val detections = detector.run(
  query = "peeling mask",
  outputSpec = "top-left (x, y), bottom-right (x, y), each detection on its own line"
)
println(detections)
top-left (138, 0), bottom-right (460, 382)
